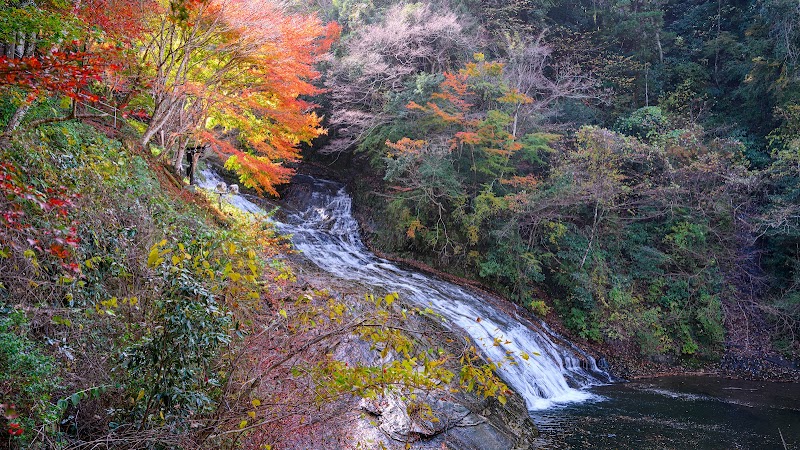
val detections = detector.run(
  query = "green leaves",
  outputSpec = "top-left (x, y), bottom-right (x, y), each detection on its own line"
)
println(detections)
top-left (123, 233), bottom-right (262, 426)
top-left (57, 385), bottom-right (107, 411)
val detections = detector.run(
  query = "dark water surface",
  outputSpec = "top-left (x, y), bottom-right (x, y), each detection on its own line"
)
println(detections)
top-left (531, 376), bottom-right (800, 449)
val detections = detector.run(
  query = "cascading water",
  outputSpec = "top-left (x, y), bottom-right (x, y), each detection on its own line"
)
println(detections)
top-left (198, 169), bottom-right (610, 411)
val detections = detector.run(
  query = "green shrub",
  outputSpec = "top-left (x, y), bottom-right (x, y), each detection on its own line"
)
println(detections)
top-left (615, 106), bottom-right (669, 142)
top-left (121, 238), bottom-right (245, 427)
top-left (0, 305), bottom-right (59, 444)
top-left (528, 299), bottom-right (551, 317)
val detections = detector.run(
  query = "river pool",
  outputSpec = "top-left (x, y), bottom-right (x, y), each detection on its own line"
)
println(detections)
top-left (531, 375), bottom-right (800, 449)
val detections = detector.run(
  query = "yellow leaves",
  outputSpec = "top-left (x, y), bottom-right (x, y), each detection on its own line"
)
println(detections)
top-left (239, 420), bottom-right (248, 429)
top-left (466, 225), bottom-right (479, 245)
top-left (520, 352), bottom-right (529, 361)
top-left (386, 138), bottom-right (428, 156)
top-left (84, 256), bottom-right (99, 270)
top-left (23, 248), bottom-right (39, 269)
top-left (497, 89), bottom-right (533, 105)
top-left (251, 398), bottom-right (261, 407)
top-left (327, 299), bottom-right (346, 320)
top-left (369, 292), bottom-right (399, 307)
top-left (147, 240), bottom-right (170, 268)
top-left (545, 221), bottom-right (568, 244)
top-left (458, 344), bottom-right (511, 400)
top-left (279, 309), bottom-right (287, 319)
top-left (406, 218), bottom-right (426, 239)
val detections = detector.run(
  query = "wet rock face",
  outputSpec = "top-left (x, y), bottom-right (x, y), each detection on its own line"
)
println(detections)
top-left (357, 391), bottom-right (538, 450)
top-left (360, 394), bottom-right (460, 440)
top-left (328, 322), bottom-right (538, 450)
top-left (319, 286), bottom-right (539, 449)
top-left (277, 175), bottom-right (343, 217)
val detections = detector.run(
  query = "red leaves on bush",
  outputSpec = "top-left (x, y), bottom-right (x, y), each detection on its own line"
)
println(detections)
top-left (7, 422), bottom-right (23, 436)
top-left (0, 163), bottom-right (81, 273)
top-left (1, 404), bottom-right (23, 437)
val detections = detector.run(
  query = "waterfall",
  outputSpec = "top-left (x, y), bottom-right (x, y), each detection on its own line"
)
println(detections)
top-left (198, 169), bottom-right (610, 411)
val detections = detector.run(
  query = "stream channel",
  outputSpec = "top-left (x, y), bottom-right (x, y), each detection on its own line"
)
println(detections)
top-left (200, 170), bottom-right (800, 449)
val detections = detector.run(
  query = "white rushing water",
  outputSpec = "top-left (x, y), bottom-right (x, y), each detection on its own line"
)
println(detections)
top-left (198, 169), bottom-right (609, 411)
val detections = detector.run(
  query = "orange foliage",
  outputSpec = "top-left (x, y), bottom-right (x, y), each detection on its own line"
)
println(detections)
top-left (500, 175), bottom-right (539, 189)
top-left (199, 0), bottom-right (340, 194)
top-left (430, 72), bottom-right (472, 116)
top-left (385, 138), bottom-right (428, 156)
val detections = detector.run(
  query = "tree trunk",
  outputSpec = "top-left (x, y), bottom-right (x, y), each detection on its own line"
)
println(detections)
top-left (24, 32), bottom-right (36, 57)
top-left (141, 112), bottom-right (171, 148)
top-left (173, 146), bottom-right (186, 175)
top-left (141, 97), bottom-right (182, 149)
top-left (5, 35), bottom-right (15, 57)
top-left (512, 105), bottom-right (519, 139)
top-left (188, 150), bottom-right (201, 185)
top-left (714, 0), bottom-right (722, 86)
top-left (655, 29), bottom-right (664, 64)
top-left (5, 103), bottom-right (31, 133)
top-left (14, 32), bottom-right (24, 57)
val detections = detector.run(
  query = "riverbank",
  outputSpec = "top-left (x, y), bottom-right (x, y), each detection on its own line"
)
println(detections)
top-left (361, 233), bottom-right (800, 383)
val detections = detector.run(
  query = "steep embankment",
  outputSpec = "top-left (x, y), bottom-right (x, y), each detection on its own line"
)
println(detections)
top-left (0, 121), bottom-right (244, 446)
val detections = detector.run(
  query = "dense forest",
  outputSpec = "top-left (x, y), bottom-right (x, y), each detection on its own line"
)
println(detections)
top-left (316, 0), bottom-right (800, 365)
top-left (0, 0), bottom-right (798, 447)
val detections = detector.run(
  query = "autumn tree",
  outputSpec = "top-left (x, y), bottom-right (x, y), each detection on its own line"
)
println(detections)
top-left (503, 31), bottom-right (604, 137)
top-left (382, 56), bottom-right (549, 276)
top-left (137, 0), bottom-right (337, 194)
top-left (324, 2), bottom-right (472, 154)
top-left (0, 0), bottom-right (156, 133)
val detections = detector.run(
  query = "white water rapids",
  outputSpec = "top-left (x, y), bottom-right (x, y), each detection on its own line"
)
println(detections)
top-left (199, 169), bottom-right (609, 411)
